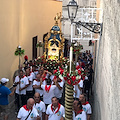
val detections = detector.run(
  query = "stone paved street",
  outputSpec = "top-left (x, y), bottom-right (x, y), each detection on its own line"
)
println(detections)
top-left (0, 104), bottom-right (16, 120)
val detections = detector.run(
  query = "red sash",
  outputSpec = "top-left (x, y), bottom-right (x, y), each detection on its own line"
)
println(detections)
top-left (26, 73), bottom-right (31, 77)
top-left (82, 101), bottom-right (89, 105)
top-left (23, 105), bottom-right (32, 111)
top-left (45, 85), bottom-right (51, 93)
top-left (77, 109), bottom-right (83, 114)
top-left (51, 103), bottom-right (61, 114)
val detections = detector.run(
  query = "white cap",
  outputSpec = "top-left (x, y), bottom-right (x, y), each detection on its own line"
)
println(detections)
top-left (0, 78), bottom-right (9, 83)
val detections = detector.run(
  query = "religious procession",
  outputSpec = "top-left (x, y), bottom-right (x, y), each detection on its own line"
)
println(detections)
top-left (0, 2), bottom-right (95, 120)
top-left (0, 20), bottom-right (93, 120)
top-left (1, 0), bottom-right (119, 119)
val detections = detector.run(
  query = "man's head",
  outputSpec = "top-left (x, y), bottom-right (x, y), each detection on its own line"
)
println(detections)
top-left (46, 75), bottom-right (51, 85)
top-left (19, 70), bottom-right (24, 78)
top-left (27, 98), bottom-right (35, 110)
top-left (46, 78), bottom-right (51, 85)
top-left (26, 68), bottom-right (30, 76)
top-left (29, 60), bottom-right (33, 66)
top-left (34, 92), bottom-right (40, 103)
top-left (57, 77), bottom-right (61, 82)
top-left (36, 73), bottom-right (40, 81)
top-left (78, 59), bottom-right (82, 65)
top-left (79, 93), bottom-right (87, 103)
top-left (39, 69), bottom-right (44, 75)
top-left (52, 97), bottom-right (59, 107)
top-left (32, 65), bottom-right (37, 71)
top-left (73, 98), bottom-right (82, 111)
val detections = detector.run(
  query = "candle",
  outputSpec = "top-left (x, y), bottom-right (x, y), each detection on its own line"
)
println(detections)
top-left (70, 47), bottom-right (73, 62)
top-left (69, 46), bottom-right (73, 73)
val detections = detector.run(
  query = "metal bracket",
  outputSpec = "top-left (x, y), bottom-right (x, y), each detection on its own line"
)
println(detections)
top-left (74, 21), bottom-right (103, 34)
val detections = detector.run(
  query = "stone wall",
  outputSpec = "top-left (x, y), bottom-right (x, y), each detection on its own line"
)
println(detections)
top-left (93, 0), bottom-right (120, 120)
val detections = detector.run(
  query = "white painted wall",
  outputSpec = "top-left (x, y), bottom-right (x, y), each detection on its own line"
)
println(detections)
top-left (93, 0), bottom-right (120, 120)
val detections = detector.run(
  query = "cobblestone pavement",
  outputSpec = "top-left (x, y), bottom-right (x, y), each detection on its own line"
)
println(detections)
top-left (0, 104), bottom-right (17, 120)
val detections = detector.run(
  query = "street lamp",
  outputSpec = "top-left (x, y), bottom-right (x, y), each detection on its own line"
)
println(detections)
top-left (67, 0), bottom-right (103, 34)
top-left (67, 0), bottom-right (78, 22)
top-left (67, 0), bottom-right (78, 74)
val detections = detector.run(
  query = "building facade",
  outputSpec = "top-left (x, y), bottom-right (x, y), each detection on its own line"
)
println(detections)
top-left (0, 0), bottom-right (62, 87)
top-left (62, 0), bottom-right (97, 54)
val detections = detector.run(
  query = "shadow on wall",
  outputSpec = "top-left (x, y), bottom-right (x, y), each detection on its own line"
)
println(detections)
top-left (93, 93), bottom-right (101, 120)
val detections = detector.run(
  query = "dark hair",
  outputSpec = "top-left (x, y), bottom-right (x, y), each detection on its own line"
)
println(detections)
top-left (36, 73), bottom-right (40, 76)
top-left (74, 98), bottom-right (82, 109)
top-left (32, 65), bottom-right (37, 68)
top-left (1, 82), bottom-right (5, 86)
top-left (20, 70), bottom-right (24, 73)
top-left (80, 93), bottom-right (87, 101)
top-left (46, 78), bottom-right (51, 84)
top-left (25, 67), bottom-right (30, 71)
top-left (51, 96), bottom-right (58, 101)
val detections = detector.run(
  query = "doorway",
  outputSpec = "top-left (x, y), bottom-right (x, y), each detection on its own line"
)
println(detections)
top-left (32, 36), bottom-right (37, 60)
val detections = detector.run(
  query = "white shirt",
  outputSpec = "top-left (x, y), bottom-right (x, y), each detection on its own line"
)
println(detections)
top-left (41, 85), bottom-right (56, 104)
top-left (33, 71), bottom-right (38, 79)
top-left (15, 76), bottom-right (29, 95)
top-left (50, 75), bottom-right (54, 81)
top-left (33, 101), bottom-right (46, 120)
top-left (46, 104), bottom-right (65, 120)
top-left (33, 80), bottom-right (43, 96)
top-left (82, 102), bottom-right (92, 115)
top-left (31, 72), bottom-right (35, 80)
top-left (17, 105), bottom-right (39, 120)
top-left (76, 62), bottom-right (79, 66)
top-left (54, 81), bottom-right (64, 99)
top-left (73, 111), bottom-right (87, 120)
top-left (26, 74), bottom-right (33, 91)
top-left (74, 80), bottom-right (83, 98)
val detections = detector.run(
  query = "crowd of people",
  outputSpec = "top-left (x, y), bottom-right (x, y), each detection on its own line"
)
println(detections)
top-left (0, 51), bottom-right (94, 120)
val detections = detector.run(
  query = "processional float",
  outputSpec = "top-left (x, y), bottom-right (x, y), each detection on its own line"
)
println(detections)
top-left (37, 13), bottom-right (83, 120)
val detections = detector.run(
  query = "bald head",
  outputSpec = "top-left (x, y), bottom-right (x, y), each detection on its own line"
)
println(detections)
top-left (27, 98), bottom-right (35, 104)
top-left (34, 92), bottom-right (40, 97)
top-left (34, 92), bottom-right (40, 103)
top-left (27, 98), bottom-right (35, 109)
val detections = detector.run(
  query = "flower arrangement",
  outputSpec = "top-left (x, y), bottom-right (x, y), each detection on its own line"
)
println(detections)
top-left (43, 59), bottom-right (60, 72)
top-left (53, 65), bottom-right (85, 85)
top-left (36, 56), bottom-right (45, 67)
top-left (59, 57), bottom-right (69, 69)
top-left (36, 56), bottom-right (70, 72)
top-left (72, 43), bottom-right (83, 55)
top-left (14, 46), bottom-right (25, 56)
top-left (36, 41), bottom-right (44, 48)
